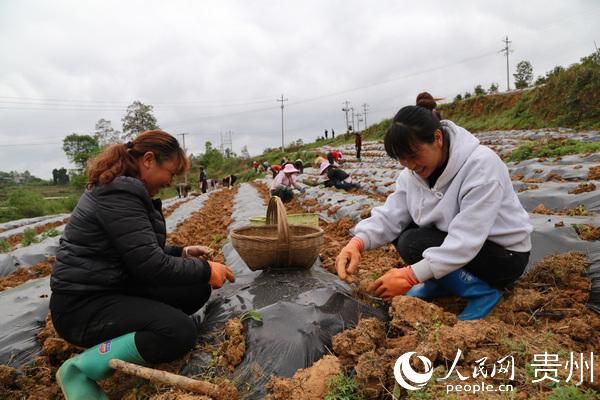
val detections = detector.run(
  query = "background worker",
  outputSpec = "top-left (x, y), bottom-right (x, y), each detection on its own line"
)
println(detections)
top-left (355, 132), bottom-right (362, 160)
top-left (270, 163), bottom-right (282, 178)
top-left (326, 149), bottom-right (343, 165)
top-left (198, 165), bottom-right (208, 194)
top-left (222, 174), bottom-right (237, 189)
top-left (319, 161), bottom-right (358, 191)
top-left (293, 159), bottom-right (304, 174)
top-left (335, 105), bottom-right (532, 320)
top-left (270, 163), bottom-right (305, 202)
top-left (50, 130), bottom-right (235, 399)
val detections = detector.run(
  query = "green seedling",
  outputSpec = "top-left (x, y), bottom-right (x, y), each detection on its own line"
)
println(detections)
top-left (239, 310), bottom-right (263, 323)
top-left (0, 240), bottom-right (11, 253)
top-left (21, 228), bottom-right (39, 246)
top-left (325, 372), bottom-right (363, 400)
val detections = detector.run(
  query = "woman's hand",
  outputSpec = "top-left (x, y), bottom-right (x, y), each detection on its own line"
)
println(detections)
top-left (367, 266), bottom-right (418, 300)
top-left (208, 261), bottom-right (236, 289)
top-left (183, 245), bottom-right (214, 259)
top-left (335, 237), bottom-right (364, 283)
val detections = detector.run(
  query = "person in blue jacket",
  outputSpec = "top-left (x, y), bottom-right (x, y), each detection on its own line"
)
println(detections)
top-left (335, 106), bottom-right (532, 320)
top-left (50, 130), bottom-right (235, 399)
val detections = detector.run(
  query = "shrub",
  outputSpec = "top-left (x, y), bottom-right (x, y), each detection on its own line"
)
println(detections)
top-left (8, 189), bottom-right (45, 218)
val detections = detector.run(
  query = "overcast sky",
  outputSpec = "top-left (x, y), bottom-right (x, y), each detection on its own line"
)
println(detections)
top-left (1, 0), bottom-right (599, 179)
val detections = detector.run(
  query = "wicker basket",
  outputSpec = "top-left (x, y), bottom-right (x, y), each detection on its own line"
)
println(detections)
top-left (230, 196), bottom-right (324, 271)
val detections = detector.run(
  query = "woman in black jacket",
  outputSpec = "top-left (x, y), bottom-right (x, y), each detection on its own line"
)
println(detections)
top-left (51, 130), bottom-right (235, 399)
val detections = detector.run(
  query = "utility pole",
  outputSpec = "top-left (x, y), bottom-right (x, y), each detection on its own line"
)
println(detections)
top-left (341, 101), bottom-right (351, 132)
top-left (350, 107), bottom-right (355, 132)
top-left (178, 133), bottom-right (188, 153)
top-left (178, 133), bottom-right (188, 184)
top-left (356, 112), bottom-right (363, 132)
top-left (277, 94), bottom-right (288, 151)
top-left (500, 36), bottom-right (512, 91)
top-left (362, 103), bottom-right (369, 129)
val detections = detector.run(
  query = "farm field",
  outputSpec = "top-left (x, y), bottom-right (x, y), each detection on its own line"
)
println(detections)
top-left (0, 129), bottom-right (599, 399)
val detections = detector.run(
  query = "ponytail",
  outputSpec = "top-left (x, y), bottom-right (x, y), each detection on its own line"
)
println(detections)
top-left (86, 130), bottom-right (188, 188)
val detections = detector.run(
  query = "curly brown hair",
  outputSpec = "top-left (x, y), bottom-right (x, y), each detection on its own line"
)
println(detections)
top-left (86, 130), bottom-right (189, 188)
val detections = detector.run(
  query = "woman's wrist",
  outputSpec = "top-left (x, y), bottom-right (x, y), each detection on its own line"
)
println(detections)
top-left (183, 246), bottom-right (189, 257)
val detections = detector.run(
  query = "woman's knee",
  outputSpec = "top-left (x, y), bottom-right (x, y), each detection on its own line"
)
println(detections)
top-left (139, 314), bottom-right (197, 363)
top-left (395, 227), bottom-right (446, 265)
top-left (176, 284), bottom-right (212, 315)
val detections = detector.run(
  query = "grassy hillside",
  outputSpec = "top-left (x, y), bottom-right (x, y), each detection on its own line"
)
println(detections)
top-left (441, 53), bottom-right (600, 131)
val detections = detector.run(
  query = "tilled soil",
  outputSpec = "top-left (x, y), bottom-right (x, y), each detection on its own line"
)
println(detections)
top-left (163, 196), bottom-right (196, 219)
top-left (1, 180), bottom-right (599, 399)
top-left (0, 257), bottom-right (54, 292)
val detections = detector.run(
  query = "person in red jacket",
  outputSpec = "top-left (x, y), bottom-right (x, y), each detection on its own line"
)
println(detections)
top-left (326, 150), bottom-right (343, 165)
top-left (270, 163), bottom-right (282, 178)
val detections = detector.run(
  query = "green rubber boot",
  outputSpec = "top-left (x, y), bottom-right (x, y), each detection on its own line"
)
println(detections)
top-left (56, 332), bottom-right (145, 400)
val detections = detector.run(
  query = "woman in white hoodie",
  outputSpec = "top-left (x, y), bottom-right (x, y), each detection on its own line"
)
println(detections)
top-left (335, 105), bottom-right (532, 320)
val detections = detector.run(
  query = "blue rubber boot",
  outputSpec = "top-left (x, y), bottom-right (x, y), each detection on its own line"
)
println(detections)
top-left (56, 332), bottom-right (146, 400)
top-left (438, 269), bottom-right (502, 320)
top-left (406, 279), bottom-right (451, 299)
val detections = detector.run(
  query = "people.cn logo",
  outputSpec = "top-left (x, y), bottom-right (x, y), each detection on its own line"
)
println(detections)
top-left (394, 352), bottom-right (434, 391)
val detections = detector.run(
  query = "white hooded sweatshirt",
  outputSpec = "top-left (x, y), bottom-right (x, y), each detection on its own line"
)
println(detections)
top-left (353, 120), bottom-right (532, 283)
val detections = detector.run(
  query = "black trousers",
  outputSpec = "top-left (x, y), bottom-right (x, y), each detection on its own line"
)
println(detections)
top-left (271, 187), bottom-right (294, 203)
top-left (395, 226), bottom-right (529, 288)
top-left (51, 283), bottom-right (211, 364)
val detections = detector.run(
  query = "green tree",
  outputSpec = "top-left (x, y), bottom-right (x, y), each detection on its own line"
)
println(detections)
top-left (464, 91), bottom-right (472, 99)
top-left (453, 93), bottom-right (463, 102)
top-left (488, 83), bottom-right (499, 94)
top-left (94, 118), bottom-right (122, 146)
top-left (200, 141), bottom-right (224, 170)
top-left (474, 84), bottom-right (486, 96)
top-left (121, 101), bottom-right (159, 139)
top-left (63, 134), bottom-right (100, 169)
top-left (56, 167), bottom-right (69, 184)
top-left (513, 60), bottom-right (533, 89)
top-left (8, 189), bottom-right (44, 218)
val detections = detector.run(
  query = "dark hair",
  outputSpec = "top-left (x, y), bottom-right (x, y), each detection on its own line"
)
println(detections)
top-left (416, 91), bottom-right (442, 120)
top-left (384, 106), bottom-right (441, 160)
top-left (86, 130), bottom-right (188, 188)
top-left (416, 92), bottom-right (437, 110)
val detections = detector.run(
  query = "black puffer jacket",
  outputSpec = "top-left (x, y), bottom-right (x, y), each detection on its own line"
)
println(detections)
top-left (51, 176), bottom-right (211, 294)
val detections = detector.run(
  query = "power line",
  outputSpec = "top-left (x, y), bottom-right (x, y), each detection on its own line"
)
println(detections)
top-left (0, 141), bottom-right (63, 147)
top-left (0, 96), bottom-right (275, 107)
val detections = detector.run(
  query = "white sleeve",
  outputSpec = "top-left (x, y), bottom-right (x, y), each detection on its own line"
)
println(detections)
top-left (411, 179), bottom-right (504, 282)
top-left (353, 172), bottom-right (412, 249)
